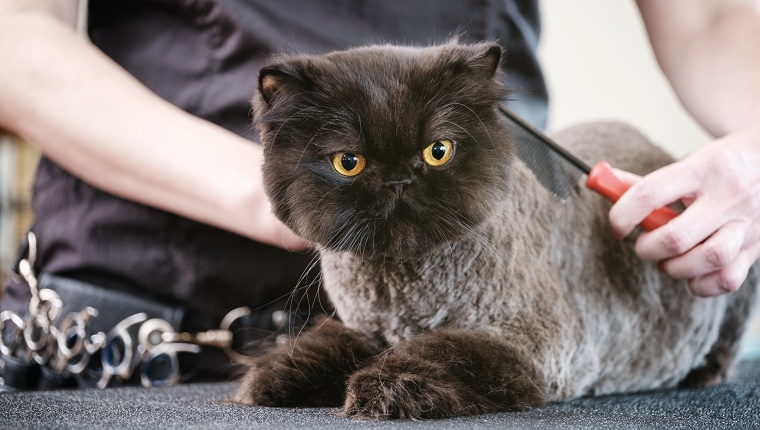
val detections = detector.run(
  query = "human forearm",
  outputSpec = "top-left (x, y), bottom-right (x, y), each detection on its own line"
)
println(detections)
top-left (0, 8), bottom-right (306, 249)
top-left (610, 1), bottom-right (760, 296)
top-left (637, 0), bottom-right (760, 136)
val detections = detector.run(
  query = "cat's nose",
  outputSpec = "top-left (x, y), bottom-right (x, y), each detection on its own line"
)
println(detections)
top-left (385, 179), bottom-right (412, 195)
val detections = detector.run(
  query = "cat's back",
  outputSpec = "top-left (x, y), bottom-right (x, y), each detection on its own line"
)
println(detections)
top-left (548, 121), bottom-right (675, 176)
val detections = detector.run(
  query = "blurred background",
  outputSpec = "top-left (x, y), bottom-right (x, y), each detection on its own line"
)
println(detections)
top-left (539, 0), bottom-right (711, 157)
top-left (0, 0), bottom-right (757, 357)
top-left (0, 136), bottom-right (36, 287)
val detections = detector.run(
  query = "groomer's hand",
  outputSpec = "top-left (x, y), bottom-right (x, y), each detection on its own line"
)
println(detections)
top-left (609, 126), bottom-right (760, 297)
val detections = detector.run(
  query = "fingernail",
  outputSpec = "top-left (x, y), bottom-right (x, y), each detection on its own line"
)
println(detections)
top-left (610, 227), bottom-right (621, 240)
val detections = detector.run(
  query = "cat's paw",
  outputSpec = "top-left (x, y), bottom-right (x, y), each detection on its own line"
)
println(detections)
top-left (234, 318), bottom-right (380, 407)
top-left (679, 348), bottom-right (734, 389)
top-left (341, 358), bottom-right (494, 419)
top-left (340, 331), bottom-right (547, 419)
top-left (234, 349), bottom-right (343, 407)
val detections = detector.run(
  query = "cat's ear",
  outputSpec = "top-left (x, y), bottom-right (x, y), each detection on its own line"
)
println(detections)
top-left (258, 64), bottom-right (305, 107)
top-left (467, 43), bottom-right (503, 78)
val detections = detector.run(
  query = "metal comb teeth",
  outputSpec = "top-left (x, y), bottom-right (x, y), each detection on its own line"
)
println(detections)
top-left (499, 105), bottom-right (590, 201)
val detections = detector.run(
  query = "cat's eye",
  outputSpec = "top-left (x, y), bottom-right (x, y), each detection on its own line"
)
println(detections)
top-left (422, 140), bottom-right (454, 166)
top-left (332, 152), bottom-right (366, 177)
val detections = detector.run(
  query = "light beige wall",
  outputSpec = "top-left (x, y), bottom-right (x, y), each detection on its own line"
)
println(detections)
top-left (537, 0), bottom-right (712, 158)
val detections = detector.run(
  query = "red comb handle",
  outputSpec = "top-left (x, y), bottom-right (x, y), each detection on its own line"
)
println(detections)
top-left (586, 161), bottom-right (678, 232)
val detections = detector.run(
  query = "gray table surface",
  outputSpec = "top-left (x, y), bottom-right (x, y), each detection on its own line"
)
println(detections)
top-left (1, 359), bottom-right (759, 429)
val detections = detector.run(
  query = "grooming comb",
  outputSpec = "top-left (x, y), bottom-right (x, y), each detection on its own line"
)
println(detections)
top-left (500, 105), bottom-right (678, 231)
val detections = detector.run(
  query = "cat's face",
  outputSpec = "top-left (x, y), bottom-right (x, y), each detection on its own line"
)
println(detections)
top-left (256, 42), bottom-right (514, 259)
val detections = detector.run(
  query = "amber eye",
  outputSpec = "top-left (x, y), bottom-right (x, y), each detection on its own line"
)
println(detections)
top-left (422, 139), bottom-right (454, 166)
top-left (332, 152), bottom-right (366, 177)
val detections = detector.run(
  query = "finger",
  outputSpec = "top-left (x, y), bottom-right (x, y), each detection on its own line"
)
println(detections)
top-left (688, 252), bottom-right (752, 297)
top-left (610, 168), bottom-right (641, 187)
top-left (611, 168), bottom-right (695, 210)
top-left (687, 223), bottom-right (760, 297)
top-left (660, 221), bottom-right (746, 279)
top-left (609, 161), bottom-right (699, 238)
top-left (633, 197), bottom-right (723, 261)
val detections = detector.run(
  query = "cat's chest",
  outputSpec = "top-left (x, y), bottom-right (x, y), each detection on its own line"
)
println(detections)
top-left (319, 244), bottom-right (507, 344)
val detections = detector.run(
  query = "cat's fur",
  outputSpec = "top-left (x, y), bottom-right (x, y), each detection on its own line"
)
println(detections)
top-left (234, 41), bottom-right (760, 419)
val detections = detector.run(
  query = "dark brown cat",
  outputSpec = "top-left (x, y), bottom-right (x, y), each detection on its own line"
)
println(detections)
top-left (234, 41), bottom-right (759, 419)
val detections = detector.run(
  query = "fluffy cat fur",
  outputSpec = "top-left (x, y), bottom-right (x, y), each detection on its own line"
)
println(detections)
top-left (234, 41), bottom-right (760, 419)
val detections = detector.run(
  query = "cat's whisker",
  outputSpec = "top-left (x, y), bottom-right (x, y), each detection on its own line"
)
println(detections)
top-left (458, 224), bottom-right (508, 272)
top-left (279, 250), bottom-right (322, 313)
top-left (295, 124), bottom-right (330, 172)
top-left (289, 282), bottom-right (324, 354)
top-left (269, 106), bottom-right (323, 146)
top-left (430, 195), bottom-right (508, 266)
top-left (423, 205), bottom-right (509, 278)
top-left (448, 102), bottom-right (496, 150)
top-left (439, 119), bottom-right (481, 151)
top-left (286, 342), bottom-right (317, 382)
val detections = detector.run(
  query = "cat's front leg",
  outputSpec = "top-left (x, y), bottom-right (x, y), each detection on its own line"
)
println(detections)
top-left (234, 317), bottom-right (381, 407)
top-left (342, 329), bottom-right (546, 419)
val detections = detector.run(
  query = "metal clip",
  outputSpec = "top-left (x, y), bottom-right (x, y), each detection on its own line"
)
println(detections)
top-left (137, 318), bottom-right (175, 351)
top-left (160, 329), bottom-right (233, 348)
top-left (99, 312), bottom-right (148, 388)
top-left (139, 343), bottom-right (200, 387)
top-left (28, 289), bottom-right (63, 326)
top-left (23, 314), bottom-right (51, 365)
top-left (137, 307), bottom-right (253, 365)
top-left (139, 318), bottom-right (232, 349)
top-left (0, 311), bottom-right (25, 357)
top-left (17, 232), bottom-right (39, 299)
top-left (56, 307), bottom-right (100, 375)
top-left (219, 306), bottom-right (252, 363)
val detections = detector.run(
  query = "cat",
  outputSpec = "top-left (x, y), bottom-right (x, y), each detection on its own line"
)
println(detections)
top-left (233, 41), bottom-right (760, 419)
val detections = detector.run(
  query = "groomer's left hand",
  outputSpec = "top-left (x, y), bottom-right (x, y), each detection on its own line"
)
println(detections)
top-left (609, 126), bottom-right (760, 297)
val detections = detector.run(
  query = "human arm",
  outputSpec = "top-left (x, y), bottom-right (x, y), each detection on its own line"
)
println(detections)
top-left (609, 0), bottom-right (760, 296)
top-left (0, 0), bottom-right (309, 250)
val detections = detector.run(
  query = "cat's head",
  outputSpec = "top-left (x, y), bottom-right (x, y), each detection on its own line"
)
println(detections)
top-left (255, 41), bottom-right (514, 259)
